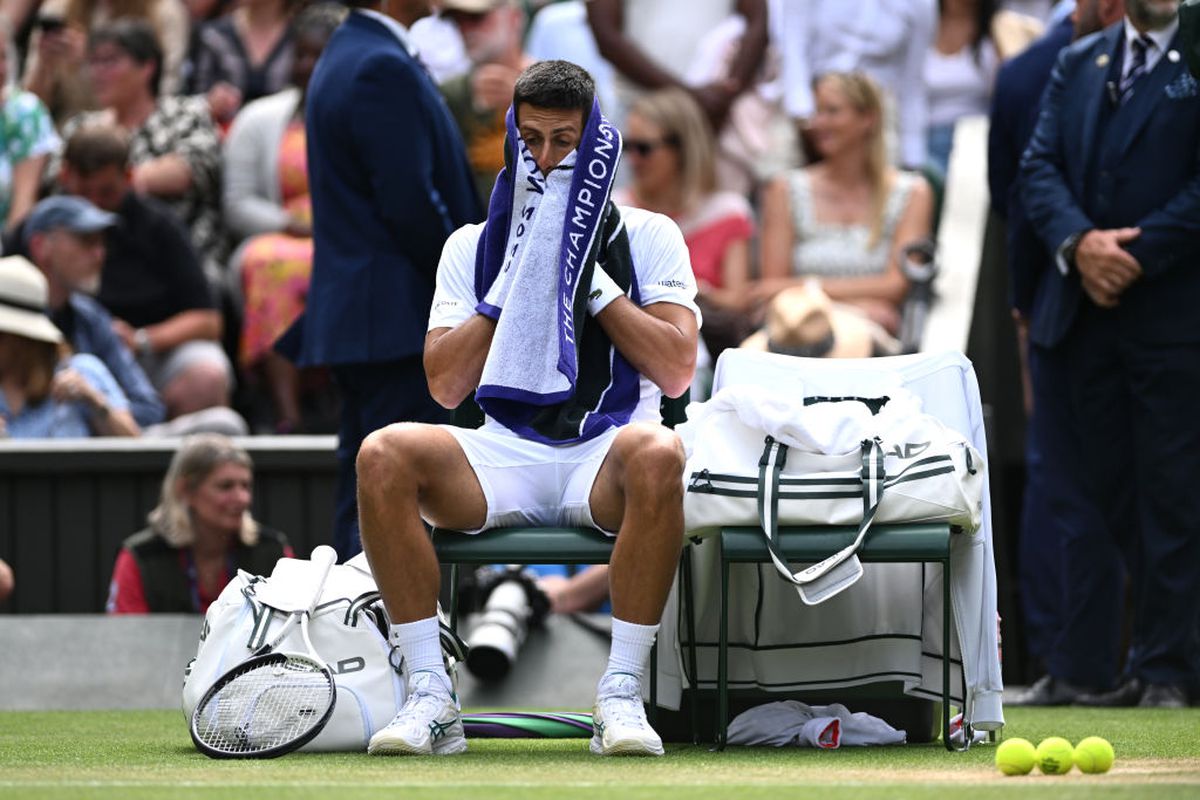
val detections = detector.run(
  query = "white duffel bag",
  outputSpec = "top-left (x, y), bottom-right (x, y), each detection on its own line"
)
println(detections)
top-left (679, 385), bottom-right (985, 604)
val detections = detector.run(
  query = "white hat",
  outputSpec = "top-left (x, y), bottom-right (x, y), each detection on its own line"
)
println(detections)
top-left (740, 282), bottom-right (897, 359)
top-left (0, 255), bottom-right (64, 344)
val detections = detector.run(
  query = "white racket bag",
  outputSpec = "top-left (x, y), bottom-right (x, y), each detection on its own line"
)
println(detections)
top-left (679, 385), bottom-right (986, 604)
top-left (182, 553), bottom-right (458, 752)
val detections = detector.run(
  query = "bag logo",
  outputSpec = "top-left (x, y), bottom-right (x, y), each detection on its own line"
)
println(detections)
top-left (332, 656), bottom-right (366, 675)
top-left (889, 441), bottom-right (930, 459)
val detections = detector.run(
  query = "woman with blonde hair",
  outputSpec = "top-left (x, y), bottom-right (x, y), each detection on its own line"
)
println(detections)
top-left (755, 71), bottom-right (933, 335)
top-left (617, 86), bottom-right (756, 357)
top-left (106, 433), bottom-right (293, 613)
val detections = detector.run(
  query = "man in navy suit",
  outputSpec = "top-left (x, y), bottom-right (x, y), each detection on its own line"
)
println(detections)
top-left (295, 0), bottom-right (483, 560)
top-left (1021, 0), bottom-right (1200, 707)
top-left (992, 0), bottom-right (1130, 706)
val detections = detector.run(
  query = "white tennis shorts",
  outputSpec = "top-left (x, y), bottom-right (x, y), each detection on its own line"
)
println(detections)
top-left (437, 422), bottom-right (620, 535)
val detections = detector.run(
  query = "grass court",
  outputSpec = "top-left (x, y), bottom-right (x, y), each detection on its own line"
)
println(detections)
top-left (1, 705), bottom-right (1198, 799)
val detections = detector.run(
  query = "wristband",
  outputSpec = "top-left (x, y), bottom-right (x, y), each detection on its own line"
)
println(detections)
top-left (586, 266), bottom-right (624, 316)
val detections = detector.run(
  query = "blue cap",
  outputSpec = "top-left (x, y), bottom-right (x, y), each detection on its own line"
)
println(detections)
top-left (26, 195), bottom-right (117, 237)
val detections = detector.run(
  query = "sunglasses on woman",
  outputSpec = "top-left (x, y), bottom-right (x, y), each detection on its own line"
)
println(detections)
top-left (625, 136), bottom-right (679, 157)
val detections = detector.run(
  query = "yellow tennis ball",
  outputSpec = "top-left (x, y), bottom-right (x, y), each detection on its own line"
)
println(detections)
top-left (995, 737), bottom-right (1037, 775)
top-left (1037, 737), bottom-right (1075, 775)
top-left (1074, 736), bottom-right (1115, 774)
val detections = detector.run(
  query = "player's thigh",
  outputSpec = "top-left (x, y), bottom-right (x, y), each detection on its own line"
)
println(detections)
top-left (587, 423), bottom-right (684, 531)
top-left (361, 422), bottom-right (487, 530)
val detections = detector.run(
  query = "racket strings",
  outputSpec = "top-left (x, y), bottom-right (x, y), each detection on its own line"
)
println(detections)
top-left (193, 657), bottom-right (335, 755)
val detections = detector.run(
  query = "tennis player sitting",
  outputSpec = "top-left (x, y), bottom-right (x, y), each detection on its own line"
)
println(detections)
top-left (357, 60), bottom-right (699, 758)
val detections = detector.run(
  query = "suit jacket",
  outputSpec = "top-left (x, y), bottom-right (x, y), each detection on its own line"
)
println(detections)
top-left (294, 11), bottom-right (482, 368)
top-left (988, 18), bottom-right (1072, 315)
top-left (1020, 22), bottom-right (1200, 347)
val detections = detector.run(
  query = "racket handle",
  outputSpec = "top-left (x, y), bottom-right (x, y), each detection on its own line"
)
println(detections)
top-left (307, 545), bottom-right (338, 614)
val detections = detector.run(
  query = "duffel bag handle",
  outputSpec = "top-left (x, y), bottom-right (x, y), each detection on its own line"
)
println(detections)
top-left (754, 436), bottom-right (886, 594)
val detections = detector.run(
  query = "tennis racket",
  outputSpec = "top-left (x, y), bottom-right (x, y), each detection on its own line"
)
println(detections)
top-left (190, 545), bottom-right (339, 759)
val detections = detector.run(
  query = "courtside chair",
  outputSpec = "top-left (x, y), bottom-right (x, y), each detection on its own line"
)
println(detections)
top-left (712, 522), bottom-right (962, 751)
top-left (430, 392), bottom-right (699, 730)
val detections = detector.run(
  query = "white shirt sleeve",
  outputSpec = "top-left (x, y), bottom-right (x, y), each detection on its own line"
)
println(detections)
top-left (428, 223), bottom-right (485, 331)
top-left (898, 0), bottom-right (935, 167)
top-left (780, 0), bottom-right (816, 119)
top-left (624, 209), bottom-right (702, 328)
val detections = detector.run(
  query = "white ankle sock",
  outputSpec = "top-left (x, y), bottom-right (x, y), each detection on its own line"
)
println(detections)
top-left (389, 616), bottom-right (449, 690)
top-left (604, 618), bottom-right (659, 682)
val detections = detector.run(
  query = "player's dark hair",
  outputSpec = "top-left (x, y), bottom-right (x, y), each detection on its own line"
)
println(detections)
top-left (513, 60), bottom-right (595, 125)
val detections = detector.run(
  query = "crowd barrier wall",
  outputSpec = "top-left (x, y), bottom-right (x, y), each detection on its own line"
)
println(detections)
top-left (0, 436), bottom-right (337, 613)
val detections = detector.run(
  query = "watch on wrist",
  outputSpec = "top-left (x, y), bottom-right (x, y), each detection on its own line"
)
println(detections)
top-left (1063, 232), bottom-right (1084, 268)
top-left (134, 327), bottom-right (152, 357)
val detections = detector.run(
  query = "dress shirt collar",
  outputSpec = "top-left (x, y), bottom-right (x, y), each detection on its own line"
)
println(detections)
top-left (355, 8), bottom-right (419, 57)
top-left (1123, 14), bottom-right (1180, 68)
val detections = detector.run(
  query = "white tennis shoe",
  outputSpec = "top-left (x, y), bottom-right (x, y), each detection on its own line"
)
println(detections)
top-left (368, 670), bottom-right (467, 756)
top-left (590, 672), bottom-right (665, 756)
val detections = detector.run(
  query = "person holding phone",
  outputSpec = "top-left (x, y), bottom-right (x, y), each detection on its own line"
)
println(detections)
top-left (22, 0), bottom-right (189, 127)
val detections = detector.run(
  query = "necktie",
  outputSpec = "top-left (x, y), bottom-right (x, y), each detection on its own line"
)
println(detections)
top-left (1118, 35), bottom-right (1154, 103)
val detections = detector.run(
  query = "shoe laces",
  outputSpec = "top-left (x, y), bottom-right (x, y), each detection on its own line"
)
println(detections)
top-left (597, 674), bottom-right (648, 728)
top-left (395, 671), bottom-right (454, 724)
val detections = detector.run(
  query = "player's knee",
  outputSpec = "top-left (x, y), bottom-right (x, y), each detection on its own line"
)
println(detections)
top-left (357, 423), bottom-right (423, 493)
top-left (623, 426), bottom-right (686, 490)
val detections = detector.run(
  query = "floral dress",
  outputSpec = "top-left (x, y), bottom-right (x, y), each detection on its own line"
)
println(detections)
top-left (0, 89), bottom-right (60, 222)
top-left (238, 120), bottom-right (312, 366)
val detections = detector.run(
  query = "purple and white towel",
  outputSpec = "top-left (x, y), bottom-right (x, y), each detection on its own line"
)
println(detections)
top-left (473, 98), bottom-right (641, 444)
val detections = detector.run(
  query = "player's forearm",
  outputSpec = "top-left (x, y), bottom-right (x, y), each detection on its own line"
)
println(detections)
top-left (424, 316), bottom-right (497, 409)
top-left (594, 300), bottom-right (696, 398)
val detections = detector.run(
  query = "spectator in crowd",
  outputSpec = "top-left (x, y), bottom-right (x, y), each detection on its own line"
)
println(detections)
top-left (756, 72), bottom-right (933, 335)
top-left (54, 19), bottom-right (225, 268)
top-left (617, 87), bottom-right (756, 359)
top-left (440, 0), bottom-right (533, 205)
top-left (223, 1), bottom-right (345, 434)
top-left (926, 0), bottom-right (1043, 177)
top-left (286, 0), bottom-right (481, 560)
top-left (59, 124), bottom-right (236, 425)
top-left (106, 433), bottom-right (293, 613)
top-left (408, 5), bottom-right (469, 83)
top-left (1020, 0), bottom-right (1198, 708)
top-left (0, 556), bottom-right (12, 603)
top-left (0, 25), bottom-right (61, 233)
top-left (23, 0), bottom-right (190, 126)
top-left (0, 254), bottom-right (140, 437)
top-left (358, 60), bottom-right (697, 758)
top-left (188, 0), bottom-right (300, 127)
top-left (24, 195), bottom-right (167, 428)
top-left (587, 0), bottom-right (769, 132)
top-left (991, 0), bottom-right (1125, 706)
top-left (525, 0), bottom-right (617, 114)
top-left (776, 0), bottom-right (937, 169)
